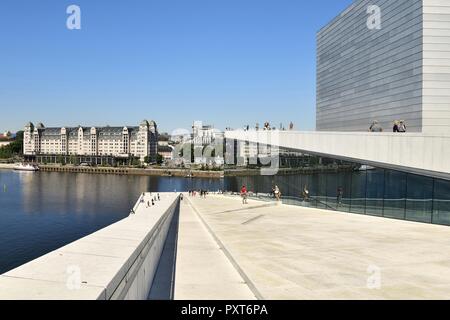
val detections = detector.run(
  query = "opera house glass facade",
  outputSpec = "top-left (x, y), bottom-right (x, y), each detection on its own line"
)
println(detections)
top-left (224, 156), bottom-right (450, 227)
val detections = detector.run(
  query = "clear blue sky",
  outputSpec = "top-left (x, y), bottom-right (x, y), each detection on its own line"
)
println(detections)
top-left (0, 0), bottom-right (352, 133)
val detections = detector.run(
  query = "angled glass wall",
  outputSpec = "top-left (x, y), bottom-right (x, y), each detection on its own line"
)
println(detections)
top-left (224, 150), bottom-right (450, 227)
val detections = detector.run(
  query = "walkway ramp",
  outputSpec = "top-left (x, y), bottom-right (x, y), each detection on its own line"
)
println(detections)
top-left (173, 197), bottom-right (256, 300)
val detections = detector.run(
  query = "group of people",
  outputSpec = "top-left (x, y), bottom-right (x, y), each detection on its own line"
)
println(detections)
top-left (369, 120), bottom-right (407, 133)
top-left (393, 120), bottom-right (407, 133)
top-left (239, 185), bottom-right (282, 204)
top-left (245, 122), bottom-right (294, 132)
top-left (238, 185), bottom-right (347, 206)
top-left (188, 189), bottom-right (208, 198)
top-left (131, 193), bottom-right (161, 213)
top-left (302, 186), bottom-right (344, 205)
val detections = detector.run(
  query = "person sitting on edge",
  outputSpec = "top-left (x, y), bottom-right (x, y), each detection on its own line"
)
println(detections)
top-left (398, 120), bottom-right (407, 133)
top-left (369, 120), bottom-right (383, 132)
top-left (393, 120), bottom-right (400, 133)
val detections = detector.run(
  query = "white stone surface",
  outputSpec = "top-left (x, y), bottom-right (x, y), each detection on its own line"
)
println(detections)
top-left (189, 194), bottom-right (450, 300)
top-left (174, 196), bottom-right (256, 300)
top-left (0, 193), bottom-right (179, 300)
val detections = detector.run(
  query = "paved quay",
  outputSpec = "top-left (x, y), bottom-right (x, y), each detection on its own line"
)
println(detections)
top-left (186, 195), bottom-right (450, 300)
top-left (174, 197), bottom-right (256, 300)
top-left (0, 164), bottom-right (15, 169)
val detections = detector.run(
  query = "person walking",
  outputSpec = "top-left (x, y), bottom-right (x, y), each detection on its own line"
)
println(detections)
top-left (274, 185), bottom-right (281, 202)
top-left (302, 186), bottom-right (310, 202)
top-left (337, 187), bottom-right (344, 206)
top-left (240, 185), bottom-right (248, 204)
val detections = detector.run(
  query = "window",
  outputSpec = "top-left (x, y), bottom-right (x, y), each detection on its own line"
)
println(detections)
top-left (432, 179), bottom-right (450, 226)
top-left (365, 169), bottom-right (384, 217)
top-left (406, 174), bottom-right (433, 223)
top-left (384, 170), bottom-right (407, 220)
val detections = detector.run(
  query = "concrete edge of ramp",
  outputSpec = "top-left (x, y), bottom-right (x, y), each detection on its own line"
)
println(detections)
top-left (185, 196), bottom-right (264, 300)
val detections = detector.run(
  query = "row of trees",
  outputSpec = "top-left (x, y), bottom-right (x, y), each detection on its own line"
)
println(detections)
top-left (0, 131), bottom-right (23, 159)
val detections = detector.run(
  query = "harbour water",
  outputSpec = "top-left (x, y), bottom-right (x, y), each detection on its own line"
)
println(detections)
top-left (0, 170), bottom-right (222, 274)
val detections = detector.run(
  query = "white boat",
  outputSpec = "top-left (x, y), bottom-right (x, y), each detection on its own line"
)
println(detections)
top-left (358, 165), bottom-right (376, 171)
top-left (14, 163), bottom-right (40, 172)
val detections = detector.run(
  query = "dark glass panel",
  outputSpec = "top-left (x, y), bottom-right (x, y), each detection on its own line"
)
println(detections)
top-left (432, 179), bottom-right (450, 226)
top-left (405, 174), bottom-right (433, 223)
top-left (383, 170), bottom-right (407, 220)
top-left (365, 169), bottom-right (385, 217)
top-left (350, 170), bottom-right (367, 214)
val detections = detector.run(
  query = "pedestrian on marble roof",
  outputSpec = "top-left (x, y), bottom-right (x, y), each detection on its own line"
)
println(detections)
top-left (393, 120), bottom-right (400, 133)
top-left (369, 120), bottom-right (383, 132)
top-left (152, 199), bottom-right (155, 206)
top-left (241, 185), bottom-right (248, 204)
top-left (157, 193), bottom-right (160, 201)
top-left (398, 120), bottom-right (407, 133)
top-left (289, 122), bottom-right (294, 130)
top-left (274, 185), bottom-right (281, 201)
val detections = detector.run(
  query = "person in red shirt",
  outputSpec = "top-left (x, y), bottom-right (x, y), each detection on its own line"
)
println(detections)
top-left (240, 185), bottom-right (248, 204)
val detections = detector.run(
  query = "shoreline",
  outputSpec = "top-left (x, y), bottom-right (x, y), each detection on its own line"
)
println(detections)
top-left (1, 163), bottom-right (356, 177)
top-left (0, 163), bottom-right (16, 169)
top-left (0, 163), bottom-right (224, 179)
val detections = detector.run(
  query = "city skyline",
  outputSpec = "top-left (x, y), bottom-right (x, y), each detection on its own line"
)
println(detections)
top-left (0, 0), bottom-right (353, 133)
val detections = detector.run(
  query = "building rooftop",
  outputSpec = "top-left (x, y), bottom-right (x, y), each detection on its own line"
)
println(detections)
top-left (184, 194), bottom-right (450, 299)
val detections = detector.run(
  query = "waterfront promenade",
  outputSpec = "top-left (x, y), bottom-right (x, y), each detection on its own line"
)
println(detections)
top-left (184, 195), bottom-right (450, 299)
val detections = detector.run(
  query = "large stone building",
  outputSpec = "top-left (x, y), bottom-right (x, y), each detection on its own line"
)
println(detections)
top-left (317, 0), bottom-right (450, 134)
top-left (23, 120), bottom-right (158, 163)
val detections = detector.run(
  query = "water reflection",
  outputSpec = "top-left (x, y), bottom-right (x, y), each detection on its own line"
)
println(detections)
top-left (0, 170), bottom-right (222, 274)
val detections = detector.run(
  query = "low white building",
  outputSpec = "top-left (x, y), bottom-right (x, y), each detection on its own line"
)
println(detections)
top-left (192, 121), bottom-right (224, 146)
top-left (23, 120), bottom-right (158, 163)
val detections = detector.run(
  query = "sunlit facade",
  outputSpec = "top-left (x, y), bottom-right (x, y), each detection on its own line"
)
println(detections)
top-left (23, 120), bottom-right (158, 163)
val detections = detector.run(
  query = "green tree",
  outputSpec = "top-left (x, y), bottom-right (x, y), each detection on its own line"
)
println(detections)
top-left (0, 131), bottom-right (24, 159)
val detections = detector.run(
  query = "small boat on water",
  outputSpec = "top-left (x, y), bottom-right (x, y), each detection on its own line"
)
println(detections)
top-left (14, 163), bottom-right (40, 172)
top-left (358, 165), bottom-right (376, 171)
